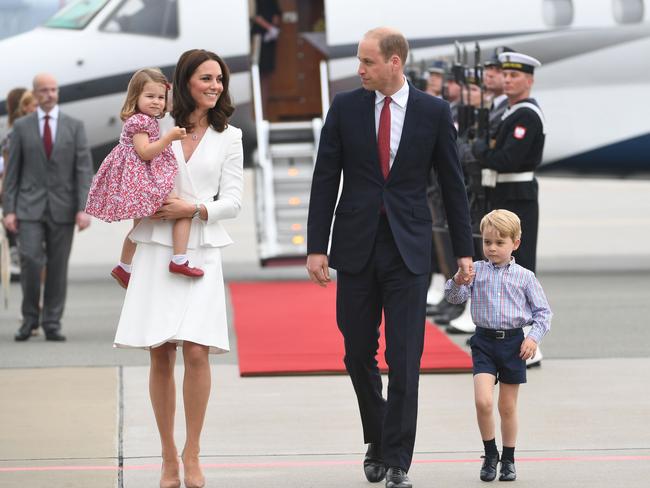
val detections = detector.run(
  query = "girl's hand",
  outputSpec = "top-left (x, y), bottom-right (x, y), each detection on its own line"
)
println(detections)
top-left (151, 196), bottom-right (193, 220)
top-left (166, 126), bottom-right (187, 142)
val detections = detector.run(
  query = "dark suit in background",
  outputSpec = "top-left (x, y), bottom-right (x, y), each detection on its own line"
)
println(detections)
top-left (4, 105), bottom-right (92, 338)
top-left (307, 83), bottom-right (474, 471)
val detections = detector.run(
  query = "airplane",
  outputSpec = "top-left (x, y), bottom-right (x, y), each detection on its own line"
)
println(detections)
top-left (0, 0), bottom-right (648, 264)
top-left (0, 0), bottom-right (65, 41)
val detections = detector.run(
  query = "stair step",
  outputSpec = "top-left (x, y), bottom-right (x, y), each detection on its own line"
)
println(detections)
top-left (276, 206), bottom-right (309, 219)
top-left (272, 166), bottom-right (313, 184)
top-left (269, 142), bottom-right (315, 159)
top-left (268, 121), bottom-right (314, 131)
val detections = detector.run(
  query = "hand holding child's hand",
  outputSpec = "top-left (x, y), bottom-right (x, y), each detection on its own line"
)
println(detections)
top-left (167, 126), bottom-right (187, 142)
top-left (520, 337), bottom-right (538, 360)
top-left (454, 257), bottom-right (475, 286)
top-left (453, 269), bottom-right (475, 286)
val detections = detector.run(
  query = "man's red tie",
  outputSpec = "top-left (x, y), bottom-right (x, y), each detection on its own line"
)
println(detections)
top-left (377, 96), bottom-right (392, 180)
top-left (43, 114), bottom-right (53, 159)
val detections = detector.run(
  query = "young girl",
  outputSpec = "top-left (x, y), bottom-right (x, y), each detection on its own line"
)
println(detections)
top-left (85, 68), bottom-right (204, 288)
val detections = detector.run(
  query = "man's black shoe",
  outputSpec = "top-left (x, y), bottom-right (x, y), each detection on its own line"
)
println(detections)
top-left (432, 303), bottom-right (465, 325)
top-left (364, 443), bottom-right (386, 482)
top-left (14, 323), bottom-right (34, 341)
top-left (45, 331), bottom-right (67, 342)
top-left (425, 302), bottom-right (441, 316)
top-left (479, 454), bottom-right (499, 481)
top-left (385, 467), bottom-right (411, 488)
top-left (499, 460), bottom-right (516, 481)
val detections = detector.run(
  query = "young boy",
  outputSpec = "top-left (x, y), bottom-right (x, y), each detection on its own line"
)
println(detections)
top-left (445, 209), bottom-right (551, 482)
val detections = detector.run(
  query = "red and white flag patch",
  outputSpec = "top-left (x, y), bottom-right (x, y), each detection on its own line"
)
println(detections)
top-left (513, 126), bottom-right (527, 140)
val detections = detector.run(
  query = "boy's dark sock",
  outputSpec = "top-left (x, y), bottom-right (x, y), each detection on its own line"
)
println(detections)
top-left (502, 446), bottom-right (515, 462)
top-left (483, 438), bottom-right (499, 457)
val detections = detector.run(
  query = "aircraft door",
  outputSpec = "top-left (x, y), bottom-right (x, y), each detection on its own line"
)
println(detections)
top-left (259, 0), bottom-right (325, 122)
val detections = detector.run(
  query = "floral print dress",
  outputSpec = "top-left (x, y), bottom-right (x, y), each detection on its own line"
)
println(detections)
top-left (85, 113), bottom-right (177, 222)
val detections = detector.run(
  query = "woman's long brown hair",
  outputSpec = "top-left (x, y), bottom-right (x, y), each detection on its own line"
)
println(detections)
top-left (171, 49), bottom-right (235, 133)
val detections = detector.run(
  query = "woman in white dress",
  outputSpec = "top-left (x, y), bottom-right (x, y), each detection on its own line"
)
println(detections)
top-left (114, 49), bottom-right (243, 488)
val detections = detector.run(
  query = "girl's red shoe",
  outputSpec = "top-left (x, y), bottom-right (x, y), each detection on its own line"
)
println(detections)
top-left (169, 261), bottom-right (204, 277)
top-left (111, 265), bottom-right (130, 288)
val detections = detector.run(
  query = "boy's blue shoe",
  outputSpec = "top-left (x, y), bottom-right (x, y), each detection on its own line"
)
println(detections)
top-left (480, 454), bottom-right (499, 481)
top-left (499, 460), bottom-right (517, 481)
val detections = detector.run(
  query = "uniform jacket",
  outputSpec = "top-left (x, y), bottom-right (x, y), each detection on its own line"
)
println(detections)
top-left (4, 110), bottom-right (92, 223)
top-left (307, 84), bottom-right (474, 275)
top-left (478, 98), bottom-right (545, 202)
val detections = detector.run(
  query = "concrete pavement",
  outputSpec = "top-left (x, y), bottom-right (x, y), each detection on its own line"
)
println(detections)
top-left (2, 174), bottom-right (650, 486)
top-left (1, 359), bottom-right (649, 487)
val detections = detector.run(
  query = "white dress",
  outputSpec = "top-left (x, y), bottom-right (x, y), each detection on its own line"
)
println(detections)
top-left (114, 122), bottom-right (244, 354)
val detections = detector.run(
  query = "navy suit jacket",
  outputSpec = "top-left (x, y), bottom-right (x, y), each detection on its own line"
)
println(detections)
top-left (307, 83), bottom-right (474, 275)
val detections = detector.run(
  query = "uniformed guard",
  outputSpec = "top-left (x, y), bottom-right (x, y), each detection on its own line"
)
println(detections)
top-left (425, 61), bottom-right (466, 322)
top-left (429, 64), bottom-right (486, 326)
top-left (425, 60), bottom-right (447, 98)
top-left (483, 52), bottom-right (508, 137)
top-left (473, 51), bottom-right (545, 274)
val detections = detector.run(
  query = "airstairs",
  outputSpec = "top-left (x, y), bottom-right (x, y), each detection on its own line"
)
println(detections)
top-left (251, 36), bottom-right (330, 265)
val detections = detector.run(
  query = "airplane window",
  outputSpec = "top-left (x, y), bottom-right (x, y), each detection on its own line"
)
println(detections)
top-left (612, 0), bottom-right (645, 24)
top-left (101, 0), bottom-right (179, 38)
top-left (542, 0), bottom-right (574, 27)
top-left (44, 0), bottom-right (110, 30)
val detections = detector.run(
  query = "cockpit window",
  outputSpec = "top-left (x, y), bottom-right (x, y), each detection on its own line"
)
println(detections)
top-left (101, 0), bottom-right (179, 38)
top-left (44, 0), bottom-right (110, 30)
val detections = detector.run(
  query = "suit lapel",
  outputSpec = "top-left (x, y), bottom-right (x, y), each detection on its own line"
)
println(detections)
top-left (389, 84), bottom-right (419, 178)
top-left (28, 113), bottom-right (48, 161)
top-left (53, 113), bottom-right (65, 153)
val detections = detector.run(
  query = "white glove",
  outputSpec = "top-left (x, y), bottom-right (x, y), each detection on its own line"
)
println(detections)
top-left (263, 25), bottom-right (280, 42)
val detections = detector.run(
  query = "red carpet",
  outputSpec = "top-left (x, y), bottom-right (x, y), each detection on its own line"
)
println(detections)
top-left (229, 281), bottom-right (472, 376)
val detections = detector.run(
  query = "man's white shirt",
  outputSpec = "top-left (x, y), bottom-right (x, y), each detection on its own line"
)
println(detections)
top-left (375, 77), bottom-right (409, 169)
top-left (37, 105), bottom-right (59, 141)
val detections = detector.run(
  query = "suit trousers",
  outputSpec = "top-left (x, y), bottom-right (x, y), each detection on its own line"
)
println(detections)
top-left (17, 210), bottom-right (74, 331)
top-left (336, 215), bottom-right (429, 471)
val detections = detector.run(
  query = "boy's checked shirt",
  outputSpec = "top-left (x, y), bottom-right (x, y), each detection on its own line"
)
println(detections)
top-left (444, 258), bottom-right (552, 343)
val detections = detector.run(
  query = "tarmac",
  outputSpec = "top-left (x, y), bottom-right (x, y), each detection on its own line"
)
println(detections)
top-left (1, 175), bottom-right (649, 487)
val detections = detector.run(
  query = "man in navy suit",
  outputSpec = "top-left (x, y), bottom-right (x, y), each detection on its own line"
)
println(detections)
top-left (306, 27), bottom-right (474, 488)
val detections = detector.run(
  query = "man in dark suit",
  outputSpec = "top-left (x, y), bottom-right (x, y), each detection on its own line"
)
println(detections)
top-left (3, 73), bottom-right (93, 342)
top-left (306, 28), bottom-right (474, 488)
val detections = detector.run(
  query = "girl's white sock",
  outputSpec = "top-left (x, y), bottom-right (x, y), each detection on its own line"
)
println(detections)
top-left (171, 254), bottom-right (188, 265)
top-left (119, 262), bottom-right (132, 273)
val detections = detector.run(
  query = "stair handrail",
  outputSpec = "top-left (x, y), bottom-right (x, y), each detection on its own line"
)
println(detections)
top-left (319, 59), bottom-right (330, 120)
top-left (251, 33), bottom-right (277, 255)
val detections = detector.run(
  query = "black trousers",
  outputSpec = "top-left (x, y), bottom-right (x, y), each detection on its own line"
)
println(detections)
top-left (336, 216), bottom-right (429, 471)
top-left (17, 212), bottom-right (74, 331)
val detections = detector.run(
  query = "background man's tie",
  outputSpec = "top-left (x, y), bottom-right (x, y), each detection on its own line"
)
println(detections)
top-left (43, 114), bottom-right (53, 159)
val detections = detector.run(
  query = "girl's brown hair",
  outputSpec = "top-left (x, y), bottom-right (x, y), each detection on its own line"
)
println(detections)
top-left (120, 68), bottom-right (170, 121)
top-left (171, 49), bottom-right (234, 133)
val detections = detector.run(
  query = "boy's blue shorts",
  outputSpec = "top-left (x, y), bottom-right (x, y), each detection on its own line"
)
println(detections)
top-left (469, 327), bottom-right (527, 384)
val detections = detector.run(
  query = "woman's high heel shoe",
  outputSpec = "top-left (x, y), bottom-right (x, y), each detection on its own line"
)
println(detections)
top-left (160, 458), bottom-right (181, 488)
top-left (181, 451), bottom-right (205, 488)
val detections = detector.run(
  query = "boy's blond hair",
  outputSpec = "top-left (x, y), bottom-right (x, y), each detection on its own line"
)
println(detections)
top-left (480, 209), bottom-right (522, 241)
top-left (120, 68), bottom-right (169, 121)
